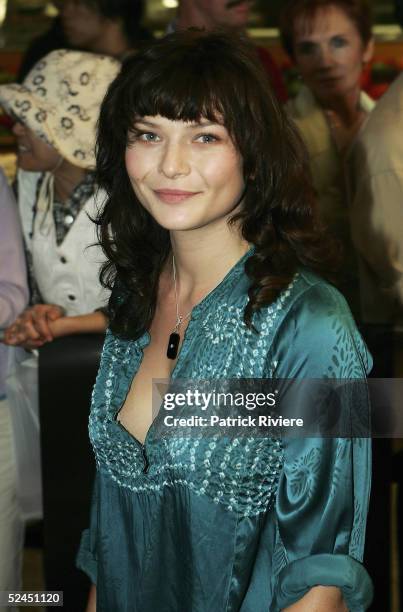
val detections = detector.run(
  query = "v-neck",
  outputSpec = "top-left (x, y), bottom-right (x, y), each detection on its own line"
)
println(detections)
top-left (111, 247), bottom-right (255, 454)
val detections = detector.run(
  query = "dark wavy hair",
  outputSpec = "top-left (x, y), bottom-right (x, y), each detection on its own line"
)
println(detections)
top-left (280, 0), bottom-right (373, 59)
top-left (96, 29), bottom-right (336, 340)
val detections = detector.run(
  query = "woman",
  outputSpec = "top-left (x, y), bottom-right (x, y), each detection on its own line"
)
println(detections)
top-left (280, 0), bottom-right (374, 314)
top-left (78, 31), bottom-right (372, 611)
top-left (0, 49), bottom-right (120, 348)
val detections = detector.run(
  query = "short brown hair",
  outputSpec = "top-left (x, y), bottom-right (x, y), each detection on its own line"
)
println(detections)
top-left (280, 0), bottom-right (373, 59)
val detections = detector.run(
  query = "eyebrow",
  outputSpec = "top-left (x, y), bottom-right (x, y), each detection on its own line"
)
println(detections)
top-left (296, 30), bottom-right (349, 42)
top-left (134, 119), bottom-right (223, 129)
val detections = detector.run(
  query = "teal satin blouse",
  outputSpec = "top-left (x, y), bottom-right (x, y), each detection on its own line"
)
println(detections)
top-left (77, 252), bottom-right (373, 611)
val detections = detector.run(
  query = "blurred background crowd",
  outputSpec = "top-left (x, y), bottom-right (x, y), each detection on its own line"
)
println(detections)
top-left (0, 1), bottom-right (402, 611)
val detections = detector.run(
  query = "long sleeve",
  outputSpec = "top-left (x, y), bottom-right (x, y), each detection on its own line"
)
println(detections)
top-left (350, 166), bottom-right (403, 322)
top-left (267, 280), bottom-right (373, 611)
top-left (0, 169), bottom-right (29, 398)
top-left (346, 74), bottom-right (403, 323)
top-left (0, 170), bottom-right (28, 328)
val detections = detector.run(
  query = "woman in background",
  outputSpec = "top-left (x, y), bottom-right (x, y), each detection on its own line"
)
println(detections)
top-left (78, 31), bottom-right (372, 611)
top-left (280, 0), bottom-right (374, 314)
top-left (0, 50), bottom-right (120, 348)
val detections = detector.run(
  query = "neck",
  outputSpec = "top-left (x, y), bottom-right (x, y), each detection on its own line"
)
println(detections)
top-left (318, 86), bottom-right (362, 127)
top-left (91, 20), bottom-right (130, 58)
top-left (166, 218), bottom-right (250, 304)
top-left (53, 160), bottom-right (87, 202)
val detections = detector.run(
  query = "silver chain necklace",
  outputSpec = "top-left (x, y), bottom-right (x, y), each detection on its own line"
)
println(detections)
top-left (166, 254), bottom-right (192, 360)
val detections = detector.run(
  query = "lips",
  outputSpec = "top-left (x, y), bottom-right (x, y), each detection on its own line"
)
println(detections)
top-left (315, 74), bottom-right (343, 83)
top-left (153, 189), bottom-right (201, 204)
top-left (231, 2), bottom-right (250, 12)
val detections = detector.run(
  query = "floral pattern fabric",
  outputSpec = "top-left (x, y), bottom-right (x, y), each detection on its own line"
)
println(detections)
top-left (0, 50), bottom-right (120, 169)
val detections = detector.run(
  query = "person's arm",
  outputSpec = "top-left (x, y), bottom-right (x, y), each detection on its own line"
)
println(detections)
top-left (350, 166), bottom-right (403, 312)
top-left (85, 584), bottom-right (96, 612)
top-left (265, 282), bottom-right (373, 611)
top-left (50, 311), bottom-right (108, 337)
top-left (283, 585), bottom-right (347, 611)
top-left (344, 96), bottom-right (403, 320)
top-left (0, 171), bottom-right (29, 328)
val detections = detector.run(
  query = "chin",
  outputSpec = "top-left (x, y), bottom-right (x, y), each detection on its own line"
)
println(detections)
top-left (315, 83), bottom-right (349, 98)
top-left (149, 210), bottom-right (209, 233)
top-left (153, 218), bottom-right (201, 232)
top-left (17, 158), bottom-right (38, 172)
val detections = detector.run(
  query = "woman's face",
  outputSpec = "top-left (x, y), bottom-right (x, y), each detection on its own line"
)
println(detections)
top-left (292, 4), bottom-right (373, 104)
top-left (12, 122), bottom-right (61, 172)
top-left (125, 115), bottom-right (245, 233)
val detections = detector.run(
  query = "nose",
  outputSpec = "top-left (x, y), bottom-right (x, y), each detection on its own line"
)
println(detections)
top-left (159, 141), bottom-right (190, 179)
top-left (12, 122), bottom-right (25, 136)
top-left (316, 44), bottom-right (336, 69)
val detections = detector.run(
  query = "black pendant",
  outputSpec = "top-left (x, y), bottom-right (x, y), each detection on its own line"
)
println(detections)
top-left (167, 332), bottom-right (180, 360)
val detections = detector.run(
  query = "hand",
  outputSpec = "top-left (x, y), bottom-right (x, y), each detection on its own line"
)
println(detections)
top-left (3, 304), bottom-right (65, 349)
